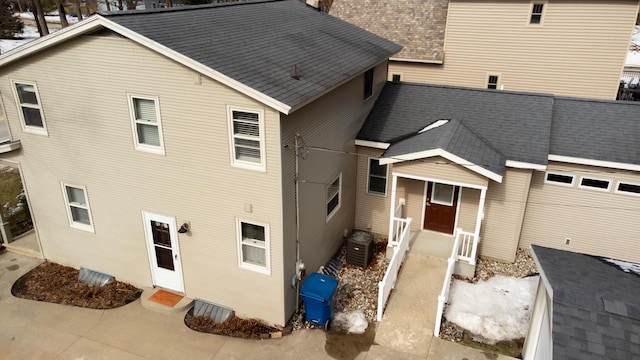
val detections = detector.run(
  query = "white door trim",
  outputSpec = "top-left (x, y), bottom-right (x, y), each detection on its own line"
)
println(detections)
top-left (142, 211), bottom-right (184, 293)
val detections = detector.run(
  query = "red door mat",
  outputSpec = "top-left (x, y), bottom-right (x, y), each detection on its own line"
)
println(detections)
top-left (148, 289), bottom-right (183, 307)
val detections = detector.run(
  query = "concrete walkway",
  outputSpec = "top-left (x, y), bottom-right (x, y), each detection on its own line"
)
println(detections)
top-left (0, 250), bottom-right (517, 360)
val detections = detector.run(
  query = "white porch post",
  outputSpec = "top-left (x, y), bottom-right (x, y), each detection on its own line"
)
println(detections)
top-left (387, 174), bottom-right (398, 245)
top-left (471, 187), bottom-right (487, 265)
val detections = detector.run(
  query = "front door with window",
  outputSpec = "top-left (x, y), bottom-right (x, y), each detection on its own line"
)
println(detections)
top-left (424, 182), bottom-right (459, 234)
top-left (143, 212), bottom-right (184, 292)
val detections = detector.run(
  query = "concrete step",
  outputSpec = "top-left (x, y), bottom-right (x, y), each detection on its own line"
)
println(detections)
top-left (4, 242), bottom-right (42, 259)
top-left (141, 287), bottom-right (194, 314)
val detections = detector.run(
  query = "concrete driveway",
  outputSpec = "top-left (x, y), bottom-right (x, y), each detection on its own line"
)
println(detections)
top-left (0, 250), bottom-right (515, 360)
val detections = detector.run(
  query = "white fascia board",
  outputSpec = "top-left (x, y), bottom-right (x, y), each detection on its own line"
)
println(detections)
top-left (548, 155), bottom-right (640, 172)
top-left (389, 57), bottom-right (443, 65)
top-left (0, 15), bottom-right (292, 115)
top-left (505, 160), bottom-right (547, 171)
top-left (380, 148), bottom-right (503, 183)
top-left (354, 139), bottom-right (390, 149)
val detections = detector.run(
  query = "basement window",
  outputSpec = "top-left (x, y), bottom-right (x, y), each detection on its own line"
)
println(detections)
top-left (578, 177), bottom-right (611, 192)
top-left (615, 181), bottom-right (640, 196)
top-left (544, 172), bottom-right (575, 187)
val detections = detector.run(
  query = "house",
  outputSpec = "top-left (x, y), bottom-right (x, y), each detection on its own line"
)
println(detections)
top-left (355, 81), bottom-right (640, 267)
top-left (331, 0), bottom-right (639, 100)
top-left (0, 0), bottom-right (401, 326)
top-left (523, 245), bottom-right (640, 359)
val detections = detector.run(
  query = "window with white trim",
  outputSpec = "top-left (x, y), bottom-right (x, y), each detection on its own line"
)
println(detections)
top-left (544, 172), bottom-right (575, 187)
top-left (237, 219), bottom-right (270, 274)
top-left (62, 183), bottom-right (94, 232)
top-left (579, 177), bottom-right (611, 192)
top-left (363, 68), bottom-right (374, 100)
top-left (128, 94), bottom-right (164, 154)
top-left (367, 158), bottom-right (388, 195)
top-left (12, 80), bottom-right (47, 135)
top-left (326, 173), bottom-right (342, 221)
top-left (392, 74), bottom-right (401, 82)
top-left (487, 75), bottom-right (500, 89)
top-left (432, 183), bottom-right (455, 206)
top-left (0, 97), bottom-right (10, 143)
top-left (615, 181), bottom-right (640, 196)
top-left (530, 2), bottom-right (545, 24)
top-left (228, 107), bottom-right (265, 171)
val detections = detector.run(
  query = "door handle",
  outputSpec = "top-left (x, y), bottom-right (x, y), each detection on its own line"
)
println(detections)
top-left (426, 202), bottom-right (431, 207)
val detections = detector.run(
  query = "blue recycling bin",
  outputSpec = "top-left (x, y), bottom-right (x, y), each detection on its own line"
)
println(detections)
top-left (300, 272), bottom-right (338, 329)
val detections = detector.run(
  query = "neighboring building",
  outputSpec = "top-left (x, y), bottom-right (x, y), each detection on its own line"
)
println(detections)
top-left (0, 0), bottom-right (400, 326)
top-left (331, 0), bottom-right (640, 100)
top-left (523, 245), bottom-right (640, 360)
top-left (355, 82), bottom-right (640, 265)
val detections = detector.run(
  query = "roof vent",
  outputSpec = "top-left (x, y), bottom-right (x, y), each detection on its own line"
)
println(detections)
top-left (291, 64), bottom-right (299, 80)
top-left (419, 119), bottom-right (449, 134)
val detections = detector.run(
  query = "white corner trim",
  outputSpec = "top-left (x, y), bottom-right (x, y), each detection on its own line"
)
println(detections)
top-left (380, 148), bottom-right (503, 183)
top-left (505, 160), bottom-right (547, 171)
top-left (548, 155), bottom-right (640, 172)
top-left (355, 139), bottom-right (390, 150)
top-left (0, 15), bottom-right (292, 115)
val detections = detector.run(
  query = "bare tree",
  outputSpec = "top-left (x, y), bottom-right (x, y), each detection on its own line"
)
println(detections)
top-left (73, 0), bottom-right (82, 20)
top-left (56, 0), bottom-right (68, 27)
top-left (166, 0), bottom-right (172, 7)
top-left (30, 0), bottom-right (48, 36)
top-left (117, 0), bottom-right (122, 10)
top-left (105, 0), bottom-right (111, 11)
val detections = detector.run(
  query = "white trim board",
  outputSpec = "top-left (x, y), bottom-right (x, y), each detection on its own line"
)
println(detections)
top-left (548, 155), bottom-right (640, 172)
top-left (354, 139), bottom-right (390, 150)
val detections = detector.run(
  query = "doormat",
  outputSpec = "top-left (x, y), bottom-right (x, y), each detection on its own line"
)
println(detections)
top-left (148, 289), bottom-right (183, 307)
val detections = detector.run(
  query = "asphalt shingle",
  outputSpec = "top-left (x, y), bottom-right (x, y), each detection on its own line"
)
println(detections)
top-left (103, 0), bottom-right (401, 112)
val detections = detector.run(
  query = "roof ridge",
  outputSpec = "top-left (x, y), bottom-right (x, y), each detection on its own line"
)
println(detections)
top-left (456, 118), bottom-right (507, 159)
top-left (100, 0), bottom-right (286, 17)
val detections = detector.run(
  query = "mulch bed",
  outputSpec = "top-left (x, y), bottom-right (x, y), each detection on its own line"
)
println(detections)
top-left (12, 261), bottom-right (142, 309)
top-left (184, 308), bottom-right (286, 339)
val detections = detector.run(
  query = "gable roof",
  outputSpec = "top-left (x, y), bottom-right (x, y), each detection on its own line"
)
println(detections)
top-left (531, 245), bottom-right (640, 360)
top-left (0, 0), bottom-right (401, 115)
top-left (550, 97), bottom-right (640, 170)
top-left (357, 82), bottom-right (553, 178)
top-left (329, 0), bottom-right (448, 63)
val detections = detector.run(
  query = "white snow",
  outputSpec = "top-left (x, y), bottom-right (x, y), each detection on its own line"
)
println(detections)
top-left (332, 310), bottom-right (368, 334)
top-left (0, 25), bottom-right (39, 54)
top-left (626, 26), bottom-right (640, 66)
top-left (445, 275), bottom-right (539, 344)
top-left (604, 258), bottom-right (640, 276)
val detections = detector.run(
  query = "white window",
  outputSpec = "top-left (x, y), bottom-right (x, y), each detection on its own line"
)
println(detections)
top-left (0, 97), bottom-right (11, 143)
top-left (530, 2), bottom-right (545, 24)
top-left (326, 173), bottom-right (342, 221)
top-left (11, 80), bottom-right (47, 135)
top-left (227, 107), bottom-right (266, 171)
top-left (391, 74), bottom-right (402, 82)
top-left (578, 177), bottom-right (611, 192)
top-left (128, 94), bottom-right (165, 154)
top-left (615, 181), bottom-right (640, 196)
top-left (367, 158), bottom-right (388, 196)
top-left (363, 68), bottom-right (374, 100)
top-left (487, 74), bottom-right (500, 89)
top-left (62, 183), bottom-right (94, 232)
top-left (431, 183), bottom-right (455, 206)
top-left (544, 172), bottom-right (575, 187)
top-left (236, 218), bottom-right (270, 274)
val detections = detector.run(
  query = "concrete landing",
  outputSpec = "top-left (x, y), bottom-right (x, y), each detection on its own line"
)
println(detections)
top-left (3, 230), bottom-right (42, 259)
top-left (374, 253), bottom-right (448, 358)
top-left (141, 287), bottom-right (193, 314)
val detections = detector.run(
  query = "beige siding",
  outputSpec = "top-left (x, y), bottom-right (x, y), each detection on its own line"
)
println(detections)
top-left (398, 177), bottom-right (426, 232)
top-left (0, 34), bottom-right (287, 324)
top-left (480, 168), bottom-right (533, 262)
top-left (280, 61), bottom-right (389, 319)
top-left (458, 187), bottom-right (480, 232)
top-left (354, 147), bottom-right (388, 234)
top-left (520, 162), bottom-right (640, 264)
top-left (389, 0), bottom-right (638, 100)
top-left (394, 157), bottom-right (489, 187)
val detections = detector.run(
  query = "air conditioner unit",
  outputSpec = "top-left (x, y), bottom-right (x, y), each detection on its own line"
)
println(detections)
top-left (346, 231), bottom-right (374, 268)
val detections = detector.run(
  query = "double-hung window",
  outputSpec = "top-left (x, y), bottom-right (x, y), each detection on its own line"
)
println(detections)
top-left (12, 80), bottom-right (47, 135)
top-left (487, 75), bottom-right (500, 89)
top-left (228, 107), bottom-right (265, 171)
top-left (62, 183), bottom-right (94, 232)
top-left (530, 2), bottom-right (545, 24)
top-left (128, 94), bottom-right (165, 154)
top-left (367, 158), bottom-right (388, 195)
top-left (237, 219), bottom-right (270, 274)
top-left (326, 173), bottom-right (342, 221)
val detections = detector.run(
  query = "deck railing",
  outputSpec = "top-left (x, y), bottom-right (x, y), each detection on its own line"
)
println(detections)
top-left (455, 229), bottom-right (478, 265)
top-left (377, 214), bottom-right (412, 321)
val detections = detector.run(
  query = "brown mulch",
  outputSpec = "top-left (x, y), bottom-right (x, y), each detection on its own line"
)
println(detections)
top-left (184, 309), bottom-right (282, 339)
top-left (12, 262), bottom-right (142, 309)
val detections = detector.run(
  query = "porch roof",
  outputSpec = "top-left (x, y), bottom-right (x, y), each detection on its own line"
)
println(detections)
top-left (357, 82), bottom-right (553, 169)
top-left (380, 119), bottom-right (505, 182)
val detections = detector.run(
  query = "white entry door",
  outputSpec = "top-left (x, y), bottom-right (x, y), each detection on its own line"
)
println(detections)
top-left (143, 212), bottom-right (184, 293)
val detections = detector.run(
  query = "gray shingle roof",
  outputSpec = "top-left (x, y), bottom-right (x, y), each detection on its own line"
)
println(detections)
top-left (532, 245), bottom-right (640, 360)
top-left (384, 119), bottom-right (506, 177)
top-left (103, 0), bottom-right (401, 112)
top-left (551, 97), bottom-right (640, 165)
top-left (329, 0), bottom-right (448, 62)
top-left (358, 82), bottom-right (553, 166)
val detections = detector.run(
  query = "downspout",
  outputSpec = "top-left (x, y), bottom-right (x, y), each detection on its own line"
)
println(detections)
top-left (294, 133), bottom-right (302, 311)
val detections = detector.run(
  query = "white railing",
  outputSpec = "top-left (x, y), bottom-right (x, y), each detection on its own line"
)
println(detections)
top-left (433, 228), bottom-right (461, 337)
top-left (455, 229), bottom-right (477, 265)
top-left (377, 216), bottom-right (412, 321)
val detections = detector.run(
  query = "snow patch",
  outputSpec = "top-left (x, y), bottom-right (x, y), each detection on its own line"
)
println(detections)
top-left (445, 275), bottom-right (538, 344)
top-left (332, 310), bottom-right (368, 334)
top-left (603, 258), bottom-right (640, 277)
